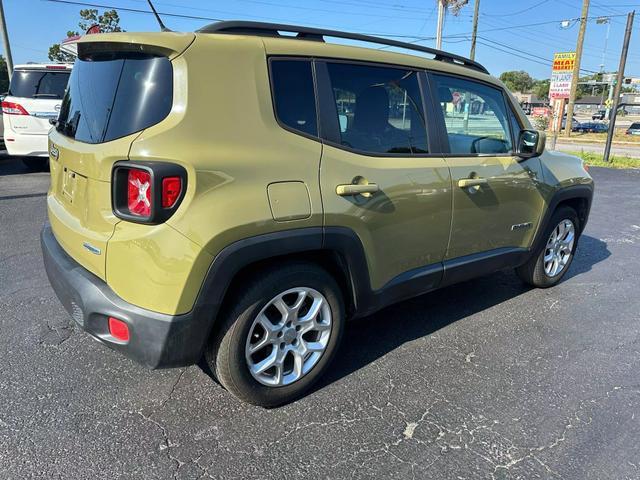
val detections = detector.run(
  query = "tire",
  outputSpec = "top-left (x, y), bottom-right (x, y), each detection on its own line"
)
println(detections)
top-left (22, 157), bottom-right (49, 172)
top-left (516, 205), bottom-right (580, 288)
top-left (205, 262), bottom-right (345, 407)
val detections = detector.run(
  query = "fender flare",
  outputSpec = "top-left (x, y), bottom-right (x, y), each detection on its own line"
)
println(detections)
top-left (189, 226), bottom-right (374, 356)
top-left (531, 184), bottom-right (594, 254)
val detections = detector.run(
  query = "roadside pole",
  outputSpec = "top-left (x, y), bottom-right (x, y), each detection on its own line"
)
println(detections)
top-left (564, 0), bottom-right (590, 137)
top-left (470, 0), bottom-right (480, 60)
top-left (605, 76), bottom-right (614, 119)
top-left (0, 0), bottom-right (13, 76)
top-left (550, 98), bottom-right (566, 150)
top-left (436, 0), bottom-right (445, 50)
top-left (604, 11), bottom-right (635, 163)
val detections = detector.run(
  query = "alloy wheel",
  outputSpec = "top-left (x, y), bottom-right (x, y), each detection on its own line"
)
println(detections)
top-left (544, 219), bottom-right (575, 277)
top-left (245, 287), bottom-right (332, 387)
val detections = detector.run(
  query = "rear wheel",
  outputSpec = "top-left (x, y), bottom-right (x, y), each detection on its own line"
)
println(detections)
top-left (206, 262), bottom-right (345, 407)
top-left (21, 157), bottom-right (49, 172)
top-left (516, 206), bottom-right (580, 288)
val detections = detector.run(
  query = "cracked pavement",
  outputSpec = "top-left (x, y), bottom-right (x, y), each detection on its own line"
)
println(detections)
top-left (1, 154), bottom-right (639, 479)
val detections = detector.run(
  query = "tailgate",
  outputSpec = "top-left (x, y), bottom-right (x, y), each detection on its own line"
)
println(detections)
top-left (47, 129), bottom-right (138, 279)
top-left (46, 32), bottom-right (194, 280)
top-left (5, 97), bottom-right (60, 136)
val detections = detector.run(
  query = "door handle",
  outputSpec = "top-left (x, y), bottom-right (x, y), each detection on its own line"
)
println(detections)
top-left (458, 177), bottom-right (488, 188)
top-left (336, 183), bottom-right (380, 197)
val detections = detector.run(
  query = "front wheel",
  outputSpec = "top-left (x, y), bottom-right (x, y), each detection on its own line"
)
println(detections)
top-left (206, 262), bottom-right (345, 407)
top-left (516, 206), bottom-right (580, 288)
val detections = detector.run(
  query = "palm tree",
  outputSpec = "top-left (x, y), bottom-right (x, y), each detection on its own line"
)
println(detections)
top-left (436, 0), bottom-right (469, 49)
top-left (441, 0), bottom-right (469, 15)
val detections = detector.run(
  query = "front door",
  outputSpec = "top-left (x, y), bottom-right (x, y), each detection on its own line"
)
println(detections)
top-left (429, 73), bottom-right (545, 260)
top-left (318, 61), bottom-right (452, 291)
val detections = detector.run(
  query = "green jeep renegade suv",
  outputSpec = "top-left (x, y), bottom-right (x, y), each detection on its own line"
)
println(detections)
top-left (42, 22), bottom-right (593, 407)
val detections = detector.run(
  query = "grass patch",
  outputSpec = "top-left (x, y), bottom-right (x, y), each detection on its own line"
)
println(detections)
top-left (566, 132), bottom-right (640, 144)
top-left (565, 150), bottom-right (640, 169)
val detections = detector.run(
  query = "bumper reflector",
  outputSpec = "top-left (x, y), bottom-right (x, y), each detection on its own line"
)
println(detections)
top-left (108, 317), bottom-right (130, 342)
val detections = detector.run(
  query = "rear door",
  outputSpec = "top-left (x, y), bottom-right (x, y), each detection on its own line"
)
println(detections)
top-left (4, 67), bottom-right (70, 135)
top-left (428, 72), bottom-right (545, 261)
top-left (317, 60), bottom-right (452, 292)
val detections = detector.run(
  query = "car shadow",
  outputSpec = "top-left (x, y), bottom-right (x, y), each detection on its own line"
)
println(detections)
top-left (197, 238), bottom-right (609, 403)
top-left (315, 234), bottom-right (610, 392)
top-left (0, 152), bottom-right (49, 176)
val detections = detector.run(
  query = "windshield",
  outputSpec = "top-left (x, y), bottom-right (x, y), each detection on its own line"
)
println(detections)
top-left (56, 53), bottom-right (173, 144)
top-left (9, 70), bottom-right (70, 99)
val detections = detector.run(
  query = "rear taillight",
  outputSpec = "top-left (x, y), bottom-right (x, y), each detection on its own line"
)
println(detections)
top-left (112, 162), bottom-right (186, 224)
top-left (127, 169), bottom-right (152, 217)
top-left (1, 101), bottom-right (29, 115)
top-left (162, 176), bottom-right (182, 208)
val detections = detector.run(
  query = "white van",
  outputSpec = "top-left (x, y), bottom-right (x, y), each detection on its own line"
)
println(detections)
top-left (2, 64), bottom-right (72, 169)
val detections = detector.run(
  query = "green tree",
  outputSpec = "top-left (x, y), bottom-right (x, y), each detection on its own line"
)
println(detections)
top-left (499, 70), bottom-right (535, 93)
top-left (532, 79), bottom-right (550, 100)
top-left (48, 9), bottom-right (123, 62)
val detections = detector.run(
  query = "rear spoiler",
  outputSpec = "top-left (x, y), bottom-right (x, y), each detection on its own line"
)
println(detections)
top-left (61, 32), bottom-right (195, 61)
top-left (60, 35), bottom-right (81, 57)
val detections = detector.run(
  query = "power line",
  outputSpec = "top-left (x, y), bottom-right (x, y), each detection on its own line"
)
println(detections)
top-left (481, 0), bottom-right (553, 18)
top-left (42, 0), bottom-right (224, 22)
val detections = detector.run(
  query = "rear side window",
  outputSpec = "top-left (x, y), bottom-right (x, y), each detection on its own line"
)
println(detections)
top-left (9, 70), bottom-right (70, 99)
top-left (326, 62), bottom-right (428, 155)
top-left (56, 54), bottom-right (173, 144)
top-left (432, 74), bottom-right (513, 155)
top-left (270, 60), bottom-right (318, 137)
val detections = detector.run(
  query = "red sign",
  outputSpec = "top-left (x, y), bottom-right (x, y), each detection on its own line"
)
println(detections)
top-left (532, 107), bottom-right (550, 117)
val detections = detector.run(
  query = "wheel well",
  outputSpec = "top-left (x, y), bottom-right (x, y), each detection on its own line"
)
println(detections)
top-left (219, 250), bottom-right (356, 319)
top-left (556, 197), bottom-right (589, 233)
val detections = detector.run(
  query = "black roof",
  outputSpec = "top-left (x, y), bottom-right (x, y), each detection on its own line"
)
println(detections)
top-left (197, 21), bottom-right (489, 74)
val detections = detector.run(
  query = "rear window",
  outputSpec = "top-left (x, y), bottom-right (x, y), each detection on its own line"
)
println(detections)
top-left (631, 123), bottom-right (640, 129)
top-left (56, 53), bottom-right (173, 144)
top-left (270, 59), bottom-right (318, 137)
top-left (9, 70), bottom-right (70, 99)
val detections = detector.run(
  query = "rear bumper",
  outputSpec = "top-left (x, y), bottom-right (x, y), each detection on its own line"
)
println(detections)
top-left (4, 130), bottom-right (48, 157)
top-left (41, 223), bottom-right (211, 368)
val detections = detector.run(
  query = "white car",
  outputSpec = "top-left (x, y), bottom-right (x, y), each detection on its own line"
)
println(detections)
top-left (2, 63), bottom-right (72, 169)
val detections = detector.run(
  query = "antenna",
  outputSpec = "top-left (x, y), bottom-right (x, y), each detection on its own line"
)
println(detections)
top-left (146, 0), bottom-right (171, 32)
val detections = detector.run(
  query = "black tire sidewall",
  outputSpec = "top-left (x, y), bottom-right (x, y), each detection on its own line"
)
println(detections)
top-left (215, 265), bottom-right (344, 407)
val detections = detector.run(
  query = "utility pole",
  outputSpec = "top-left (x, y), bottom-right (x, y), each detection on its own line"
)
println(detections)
top-left (0, 0), bottom-right (13, 76)
top-left (436, 0), bottom-right (445, 50)
top-left (470, 0), bottom-right (480, 60)
top-left (604, 10), bottom-right (634, 163)
top-left (564, 0), bottom-right (589, 137)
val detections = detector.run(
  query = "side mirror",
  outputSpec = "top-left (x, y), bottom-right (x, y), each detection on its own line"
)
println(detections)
top-left (517, 129), bottom-right (545, 159)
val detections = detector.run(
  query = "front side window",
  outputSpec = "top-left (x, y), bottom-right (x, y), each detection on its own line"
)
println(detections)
top-left (270, 59), bottom-right (318, 137)
top-left (327, 63), bottom-right (428, 155)
top-left (509, 108), bottom-right (522, 143)
top-left (9, 70), bottom-right (70, 99)
top-left (432, 74), bottom-right (513, 155)
top-left (57, 53), bottom-right (173, 144)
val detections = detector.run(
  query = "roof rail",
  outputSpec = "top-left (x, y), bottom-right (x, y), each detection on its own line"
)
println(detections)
top-left (197, 21), bottom-right (489, 74)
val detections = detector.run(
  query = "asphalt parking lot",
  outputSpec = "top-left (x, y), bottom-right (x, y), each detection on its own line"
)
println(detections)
top-left (1, 154), bottom-right (639, 479)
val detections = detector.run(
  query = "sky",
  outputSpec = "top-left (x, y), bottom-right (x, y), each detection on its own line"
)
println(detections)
top-left (3, 0), bottom-right (640, 80)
